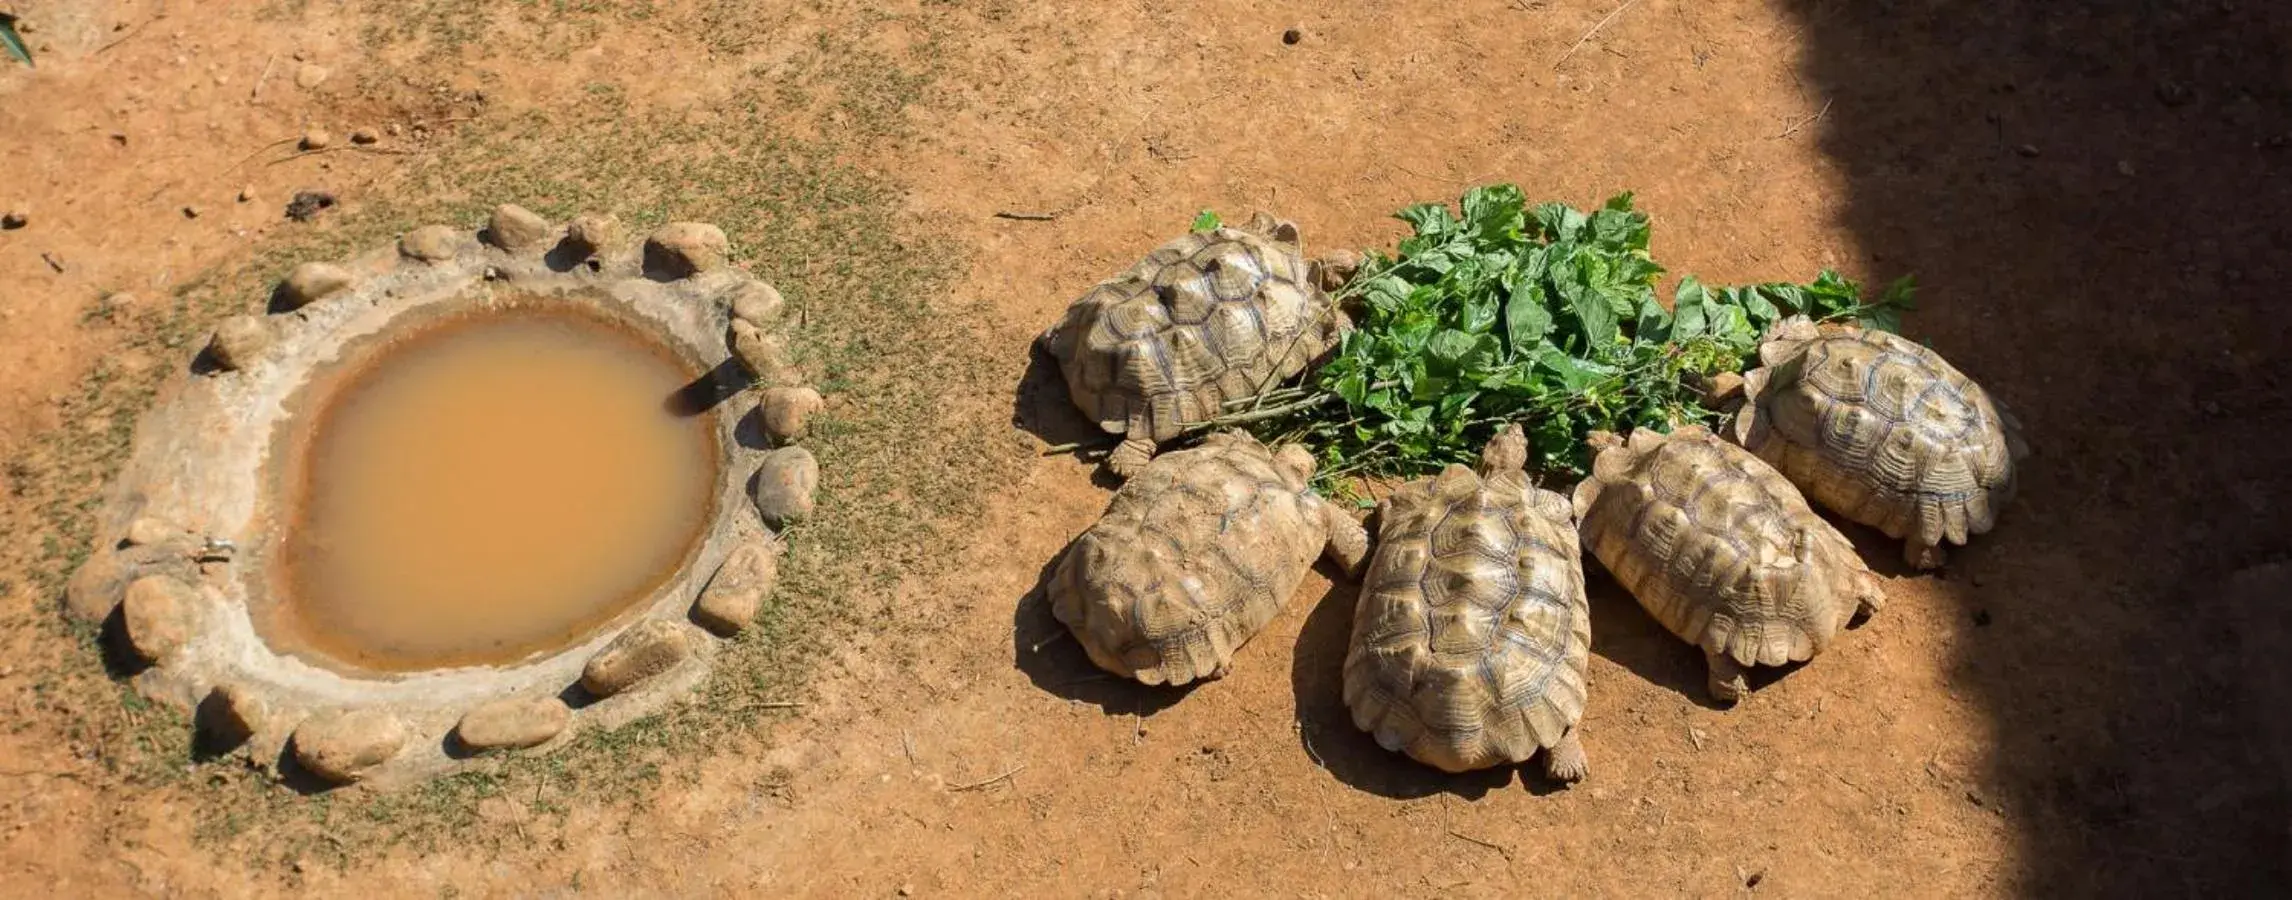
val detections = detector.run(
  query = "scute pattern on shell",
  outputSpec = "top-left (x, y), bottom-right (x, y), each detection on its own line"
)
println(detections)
top-left (1049, 433), bottom-right (1338, 686)
top-left (1573, 427), bottom-right (1883, 668)
top-left (1345, 464), bottom-right (1590, 773)
top-left (1735, 318), bottom-right (2024, 562)
top-left (1040, 227), bottom-right (1346, 442)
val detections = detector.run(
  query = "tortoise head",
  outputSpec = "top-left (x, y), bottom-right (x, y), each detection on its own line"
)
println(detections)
top-left (1478, 424), bottom-right (1529, 476)
top-left (1271, 443), bottom-right (1316, 490)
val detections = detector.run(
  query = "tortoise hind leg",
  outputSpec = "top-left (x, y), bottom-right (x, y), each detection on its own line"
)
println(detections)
top-left (1705, 650), bottom-right (1749, 705)
top-left (1543, 726), bottom-right (1589, 783)
top-left (1105, 436), bottom-right (1156, 478)
top-left (1905, 537), bottom-right (1946, 570)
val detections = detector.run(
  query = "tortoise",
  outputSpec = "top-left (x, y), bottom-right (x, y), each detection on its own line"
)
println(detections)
top-left (1048, 431), bottom-right (1368, 686)
top-left (1733, 316), bottom-right (2027, 569)
top-left (1573, 426), bottom-right (1886, 704)
top-left (1343, 425), bottom-right (1592, 780)
top-left (1039, 213), bottom-right (1353, 477)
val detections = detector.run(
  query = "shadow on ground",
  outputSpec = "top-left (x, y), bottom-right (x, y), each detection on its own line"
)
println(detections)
top-left (1781, 0), bottom-right (2292, 892)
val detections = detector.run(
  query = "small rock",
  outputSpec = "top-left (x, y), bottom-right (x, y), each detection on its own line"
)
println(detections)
top-left (237, 185), bottom-right (257, 203)
top-left (2015, 144), bottom-right (2040, 158)
top-left (299, 129), bottom-right (333, 152)
top-left (1, 207), bottom-right (27, 230)
top-left (692, 540), bottom-right (781, 635)
top-left (759, 386), bottom-right (825, 442)
top-left (285, 190), bottom-right (337, 222)
top-left (398, 224), bottom-right (461, 262)
top-left (1282, 28), bottom-right (1303, 45)
top-left (202, 683), bottom-right (270, 749)
top-left (124, 516), bottom-right (182, 548)
top-left (206, 314), bottom-right (275, 371)
top-left (728, 281), bottom-right (786, 324)
top-left (181, 205), bottom-right (201, 219)
top-left (645, 222), bottom-right (730, 277)
top-left (293, 63), bottom-right (330, 90)
top-left (292, 709), bottom-right (408, 784)
top-left (121, 575), bottom-right (201, 664)
top-left (898, 885), bottom-right (915, 897)
top-left (349, 129), bottom-right (379, 145)
top-left (731, 320), bottom-right (795, 386)
top-left (580, 619), bottom-right (692, 697)
top-left (483, 203), bottom-right (553, 252)
top-left (278, 261), bottom-right (354, 309)
top-left (455, 694), bottom-right (571, 751)
top-left (564, 212), bottom-right (622, 257)
top-left (751, 446), bottom-right (820, 528)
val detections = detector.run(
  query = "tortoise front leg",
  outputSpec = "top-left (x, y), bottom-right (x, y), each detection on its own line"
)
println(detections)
top-left (1705, 650), bottom-right (1749, 705)
top-left (1105, 436), bottom-right (1156, 478)
top-left (1319, 502), bottom-right (1370, 580)
top-left (1905, 538), bottom-right (1947, 570)
top-left (1543, 725), bottom-right (1589, 783)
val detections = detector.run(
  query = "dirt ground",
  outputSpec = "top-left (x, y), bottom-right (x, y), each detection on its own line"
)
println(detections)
top-left (1, 0), bottom-right (2286, 896)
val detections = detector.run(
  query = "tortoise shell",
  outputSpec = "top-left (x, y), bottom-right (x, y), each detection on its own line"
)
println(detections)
top-left (1344, 427), bottom-right (1591, 776)
top-left (1734, 317), bottom-right (2026, 569)
top-left (1039, 223), bottom-right (1347, 446)
top-left (1572, 426), bottom-right (1885, 703)
top-left (1048, 432), bottom-right (1366, 686)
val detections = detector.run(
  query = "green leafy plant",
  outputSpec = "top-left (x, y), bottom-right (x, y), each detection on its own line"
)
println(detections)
top-left (1190, 209), bottom-right (1221, 233)
top-left (1220, 185), bottom-right (1912, 484)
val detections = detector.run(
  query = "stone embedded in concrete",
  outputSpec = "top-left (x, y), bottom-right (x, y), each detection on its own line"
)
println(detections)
top-left (123, 516), bottom-right (182, 548)
top-left (645, 222), bottom-right (730, 277)
top-left (758, 386), bottom-right (825, 443)
top-left (693, 539), bottom-right (781, 635)
top-left (751, 446), bottom-right (820, 528)
top-left (455, 694), bottom-right (571, 751)
top-left (484, 204), bottom-right (554, 252)
top-left (728, 281), bottom-right (786, 324)
top-left (398, 225), bottom-right (463, 262)
top-left (564, 213), bottom-right (622, 258)
top-left (730, 319), bottom-right (795, 386)
top-left (580, 619), bottom-right (692, 698)
top-left (121, 575), bottom-right (201, 664)
top-left (207, 315), bottom-right (275, 371)
top-left (201, 682), bottom-right (270, 749)
top-left (279, 262), bottom-right (355, 309)
top-left (293, 709), bottom-right (409, 784)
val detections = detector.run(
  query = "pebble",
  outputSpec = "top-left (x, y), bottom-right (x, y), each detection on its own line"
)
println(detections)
top-left (1282, 28), bottom-right (1302, 45)
top-left (692, 540), bottom-right (780, 635)
top-left (238, 185), bottom-right (257, 203)
top-left (181, 205), bottom-right (201, 219)
top-left (645, 221), bottom-right (730, 276)
top-left (2015, 144), bottom-right (2040, 158)
top-left (580, 620), bottom-right (692, 697)
top-left (293, 709), bottom-right (408, 784)
top-left (483, 203), bottom-right (553, 252)
top-left (294, 63), bottom-right (330, 90)
top-left (299, 129), bottom-right (332, 151)
top-left (2, 207), bottom-right (27, 230)
top-left (751, 446), bottom-right (820, 528)
top-left (349, 128), bottom-right (379, 145)
top-left (728, 281), bottom-right (786, 324)
top-left (455, 694), bottom-right (571, 751)
top-left (759, 386), bottom-right (825, 442)
top-left (121, 575), bottom-right (200, 664)
top-left (206, 314), bottom-right (275, 371)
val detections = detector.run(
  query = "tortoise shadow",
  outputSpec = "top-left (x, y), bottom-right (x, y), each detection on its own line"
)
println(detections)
top-left (1012, 342), bottom-right (1130, 491)
top-left (1010, 542), bottom-right (1195, 718)
top-left (1587, 567), bottom-right (1810, 709)
top-left (1286, 579), bottom-right (1565, 800)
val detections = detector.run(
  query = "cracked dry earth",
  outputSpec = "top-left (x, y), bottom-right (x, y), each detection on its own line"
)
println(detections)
top-left (3, 0), bottom-right (2289, 897)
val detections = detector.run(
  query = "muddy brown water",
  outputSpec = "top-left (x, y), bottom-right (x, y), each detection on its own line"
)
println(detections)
top-left (268, 305), bottom-right (718, 673)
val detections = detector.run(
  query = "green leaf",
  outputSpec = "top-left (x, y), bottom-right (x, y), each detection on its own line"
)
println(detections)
top-left (0, 16), bottom-right (30, 68)
top-left (1503, 274), bottom-right (1554, 352)
top-left (1531, 202), bottom-right (1588, 243)
top-left (1396, 202), bottom-right (1459, 237)
top-left (1672, 276), bottom-right (1712, 339)
top-left (1190, 209), bottom-right (1221, 233)
top-left (1460, 184), bottom-right (1526, 245)
top-left (1553, 256), bottom-right (1619, 348)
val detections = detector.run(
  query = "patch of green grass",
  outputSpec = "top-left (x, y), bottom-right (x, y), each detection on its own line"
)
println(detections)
top-left (8, 0), bottom-right (1020, 872)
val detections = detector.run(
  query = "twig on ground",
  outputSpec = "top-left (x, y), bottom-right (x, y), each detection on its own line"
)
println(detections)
top-left (949, 764), bottom-right (1025, 792)
top-left (1774, 99), bottom-right (1834, 139)
top-left (993, 210), bottom-right (1058, 221)
top-left (1554, 0), bottom-right (1643, 69)
top-left (1446, 828), bottom-right (1513, 860)
top-left (264, 146), bottom-right (416, 166)
top-left (39, 252), bottom-right (64, 273)
top-left (250, 54), bottom-right (277, 101)
top-left (900, 731), bottom-right (917, 767)
top-left (95, 0), bottom-right (165, 56)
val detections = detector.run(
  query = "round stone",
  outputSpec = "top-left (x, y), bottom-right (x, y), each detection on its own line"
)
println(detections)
top-left (455, 694), bottom-right (571, 751)
top-left (692, 540), bottom-right (780, 635)
top-left (398, 225), bottom-right (462, 262)
top-left (751, 446), bottom-right (820, 528)
top-left (122, 575), bottom-right (200, 664)
top-left (758, 386), bottom-right (824, 443)
top-left (564, 213), bottom-right (622, 257)
top-left (645, 222), bottom-right (730, 278)
top-left (730, 319), bottom-right (794, 386)
top-left (207, 314), bottom-right (274, 371)
top-left (124, 516), bottom-right (182, 548)
top-left (279, 261), bottom-right (355, 309)
top-left (201, 682), bottom-right (272, 749)
top-left (579, 619), bottom-right (692, 698)
top-left (728, 281), bottom-right (786, 324)
top-left (299, 128), bottom-right (332, 151)
top-left (293, 709), bottom-right (408, 784)
top-left (483, 204), bottom-right (553, 252)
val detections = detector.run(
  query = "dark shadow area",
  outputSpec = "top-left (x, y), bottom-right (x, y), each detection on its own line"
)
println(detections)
top-left (186, 344), bottom-right (229, 377)
top-left (1780, 1), bottom-right (2292, 892)
top-left (1583, 569), bottom-right (1729, 709)
top-left (542, 236), bottom-right (597, 274)
top-left (1285, 579), bottom-right (1522, 799)
top-left (665, 357), bottom-right (752, 417)
top-left (272, 738), bottom-right (339, 796)
top-left (1012, 341), bottom-right (1127, 490)
top-left (1010, 547), bottom-right (1195, 717)
top-left (190, 688), bottom-right (254, 762)
top-left (96, 606), bottom-right (153, 680)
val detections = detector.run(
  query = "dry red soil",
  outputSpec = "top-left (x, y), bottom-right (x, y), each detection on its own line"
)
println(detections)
top-left (1, 0), bottom-right (2286, 896)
